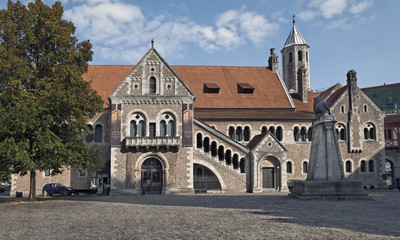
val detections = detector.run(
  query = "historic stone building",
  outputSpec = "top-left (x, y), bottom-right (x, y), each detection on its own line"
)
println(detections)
top-left (362, 83), bottom-right (400, 187)
top-left (11, 21), bottom-right (386, 196)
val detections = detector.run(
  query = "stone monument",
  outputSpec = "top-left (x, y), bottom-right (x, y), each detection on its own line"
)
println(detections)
top-left (289, 97), bottom-right (370, 200)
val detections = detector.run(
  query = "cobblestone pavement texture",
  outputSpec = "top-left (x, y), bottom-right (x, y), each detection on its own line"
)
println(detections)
top-left (0, 190), bottom-right (399, 240)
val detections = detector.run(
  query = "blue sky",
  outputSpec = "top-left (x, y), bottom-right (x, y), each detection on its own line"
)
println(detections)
top-left (1, 0), bottom-right (399, 91)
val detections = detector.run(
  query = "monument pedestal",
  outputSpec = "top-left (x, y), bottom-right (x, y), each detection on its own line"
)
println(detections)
top-left (289, 180), bottom-right (370, 200)
top-left (289, 115), bottom-right (370, 200)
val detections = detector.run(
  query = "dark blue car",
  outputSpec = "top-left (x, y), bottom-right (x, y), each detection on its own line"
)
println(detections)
top-left (42, 183), bottom-right (74, 196)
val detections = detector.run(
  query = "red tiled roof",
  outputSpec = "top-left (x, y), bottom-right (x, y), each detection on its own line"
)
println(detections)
top-left (247, 132), bottom-right (268, 149)
top-left (83, 65), bottom-right (293, 109)
top-left (173, 66), bottom-right (292, 109)
top-left (291, 92), bottom-right (320, 114)
top-left (325, 86), bottom-right (346, 107)
top-left (83, 65), bottom-right (133, 107)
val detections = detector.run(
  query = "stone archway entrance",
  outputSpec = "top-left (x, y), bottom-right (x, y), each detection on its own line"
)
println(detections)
top-left (193, 164), bottom-right (222, 193)
top-left (141, 158), bottom-right (163, 194)
top-left (260, 156), bottom-right (281, 191)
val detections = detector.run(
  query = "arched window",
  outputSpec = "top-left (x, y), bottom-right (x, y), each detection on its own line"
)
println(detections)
top-left (307, 127), bottom-right (312, 141)
top-left (94, 124), bottom-right (102, 143)
top-left (138, 120), bottom-right (145, 137)
top-left (364, 105), bottom-right (368, 112)
top-left (204, 137), bottom-right (210, 153)
top-left (160, 113), bottom-right (175, 137)
top-left (269, 126), bottom-right (275, 136)
top-left (218, 146), bottom-right (224, 161)
top-left (341, 105), bottom-right (345, 113)
top-left (298, 50), bottom-right (303, 61)
top-left (167, 120), bottom-right (175, 137)
top-left (368, 160), bottom-right (374, 172)
top-left (306, 51), bottom-right (308, 62)
top-left (196, 133), bottom-right (202, 148)
top-left (149, 76), bottom-right (156, 93)
top-left (261, 126), bottom-right (268, 133)
top-left (294, 127), bottom-right (299, 141)
top-left (287, 162), bottom-right (292, 174)
top-left (303, 162), bottom-right (308, 174)
top-left (86, 124), bottom-right (93, 142)
top-left (229, 126), bottom-right (235, 139)
top-left (300, 127), bottom-right (307, 141)
top-left (236, 127), bottom-right (242, 141)
top-left (276, 126), bottom-right (283, 141)
top-left (244, 126), bottom-right (250, 141)
top-left (211, 141), bottom-right (217, 157)
top-left (336, 124), bottom-right (346, 141)
top-left (225, 150), bottom-right (232, 165)
top-left (160, 120), bottom-right (166, 137)
top-left (132, 113), bottom-right (146, 137)
top-left (233, 154), bottom-right (239, 169)
top-left (360, 160), bottom-right (366, 172)
top-left (240, 158), bottom-right (245, 173)
top-left (364, 128), bottom-right (369, 140)
top-left (364, 123), bottom-right (376, 140)
top-left (289, 52), bottom-right (293, 63)
top-left (345, 161), bottom-right (352, 173)
top-left (130, 120), bottom-right (137, 137)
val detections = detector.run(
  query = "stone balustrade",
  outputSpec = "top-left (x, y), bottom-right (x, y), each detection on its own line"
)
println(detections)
top-left (125, 136), bottom-right (180, 147)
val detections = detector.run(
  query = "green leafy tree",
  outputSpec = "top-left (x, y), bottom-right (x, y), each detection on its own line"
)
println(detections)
top-left (0, 0), bottom-right (103, 201)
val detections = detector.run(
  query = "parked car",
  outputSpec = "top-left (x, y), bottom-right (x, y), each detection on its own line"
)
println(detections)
top-left (42, 183), bottom-right (74, 196)
top-left (0, 186), bottom-right (6, 193)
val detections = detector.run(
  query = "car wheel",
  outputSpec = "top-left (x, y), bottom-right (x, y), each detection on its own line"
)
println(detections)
top-left (0, 190), bottom-right (4, 193)
top-left (63, 190), bottom-right (69, 196)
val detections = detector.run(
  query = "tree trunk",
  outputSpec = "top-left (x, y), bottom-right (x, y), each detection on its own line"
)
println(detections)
top-left (28, 171), bottom-right (37, 201)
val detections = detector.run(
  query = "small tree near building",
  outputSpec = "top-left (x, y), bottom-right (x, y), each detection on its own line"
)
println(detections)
top-left (0, 0), bottom-right (103, 201)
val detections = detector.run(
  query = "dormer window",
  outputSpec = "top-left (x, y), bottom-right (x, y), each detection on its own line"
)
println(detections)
top-left (237, 83), bottom-right (254, 94)
top-left (203, 83), bottom-right (220, 93)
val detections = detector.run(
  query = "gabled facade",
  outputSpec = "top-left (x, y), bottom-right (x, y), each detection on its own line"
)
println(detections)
top-left (11, 23), bottom-right (386, 196)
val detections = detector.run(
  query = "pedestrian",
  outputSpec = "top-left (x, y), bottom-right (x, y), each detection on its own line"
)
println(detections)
top-left (103, 182), bottom-right (108, 196)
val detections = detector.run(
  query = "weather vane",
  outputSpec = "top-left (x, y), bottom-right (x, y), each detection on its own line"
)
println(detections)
top-left (292, 14), bottom-right (296, 24)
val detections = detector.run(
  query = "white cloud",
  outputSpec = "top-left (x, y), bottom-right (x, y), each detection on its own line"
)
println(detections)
top-left (299, 0), bottom-right (373, 30)
top-left (349, 0), bottom-right (373, 14)
top-left (64, 2), bottom-right (278, 63)
top-left (297, 10), bottom-right (319, 22)
top-left (309, 0), bottom-right (348, 19)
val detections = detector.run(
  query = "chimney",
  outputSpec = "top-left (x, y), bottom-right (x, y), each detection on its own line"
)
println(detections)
top-left (268, 48), bottom-right (279, 73)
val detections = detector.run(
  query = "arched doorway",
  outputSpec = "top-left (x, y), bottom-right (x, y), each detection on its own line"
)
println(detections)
top-left (141, 158), bottom-right (163, 194)
top-left (260, 156), bottom-right (281, 190)
top-left (193, 164), bottom-right (222, 193)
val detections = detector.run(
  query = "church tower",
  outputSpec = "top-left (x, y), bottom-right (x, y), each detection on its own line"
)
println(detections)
top-left (281, 17), bottom-right (310, 102)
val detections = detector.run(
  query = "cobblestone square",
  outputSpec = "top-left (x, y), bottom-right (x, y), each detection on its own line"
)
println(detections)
top-left (1, 190), bottom-right (399, 239)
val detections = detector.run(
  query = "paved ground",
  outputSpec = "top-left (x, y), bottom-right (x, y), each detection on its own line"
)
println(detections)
top-left (0, 189), bottom-right (399, 239)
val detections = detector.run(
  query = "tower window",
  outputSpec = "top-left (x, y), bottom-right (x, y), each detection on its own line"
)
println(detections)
top-left (298, 50), bottom-right (303, 61)
top-left (289, 52), bottom-right (293, 63)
